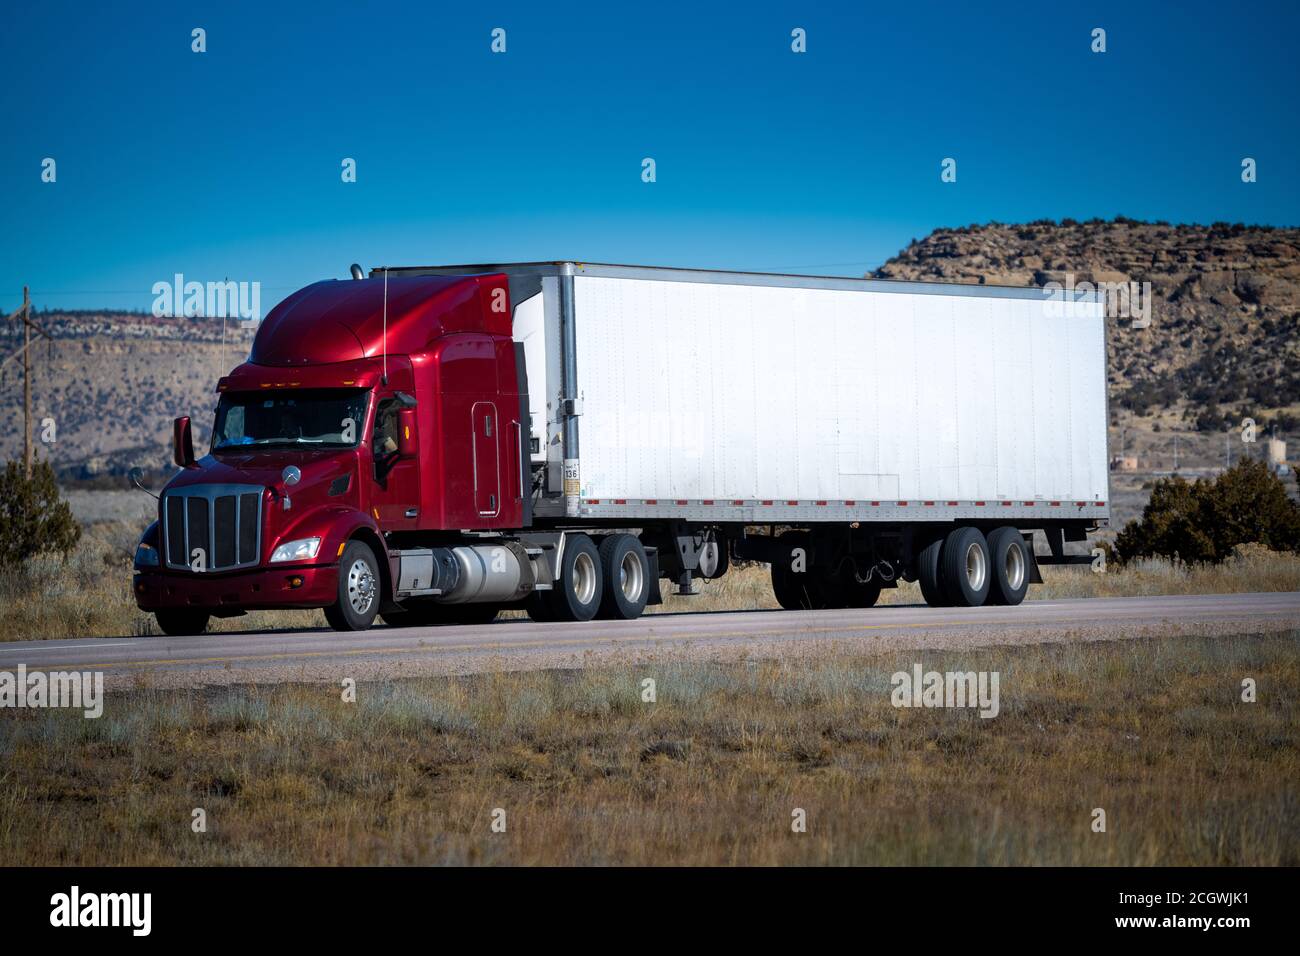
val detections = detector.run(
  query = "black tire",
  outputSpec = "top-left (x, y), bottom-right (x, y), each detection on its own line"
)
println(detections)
top-left (448, 604), bottom-right (500, 625)
top-left (327, 540), bottom-right (381, 631)
top-left (835, 567), bottom-right (882, 608)
top-left (544, 533), bottom-right (603, 622)
top-left (939, 526), bottom-right (992, 608)
top-left (154, 609), bottom-right (210, 636)
top-left (379, 609), bottom-right (414, 627)
top-left (986, 526), bottom-right (1031, 606)
top-left (596, 534), bottom-right (650, 620)
top-left (917, 535), bottom-right (948, 607)
top-left (770, 532), bottom-right (829, 610)
top-left (382, 602), bottom-right (499, 627)
top-left (524, 591), bottom-right (554, 622)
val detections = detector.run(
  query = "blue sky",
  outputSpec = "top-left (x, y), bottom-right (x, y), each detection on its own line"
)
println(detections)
top-left (1, 0), bottom-right (1297, 313)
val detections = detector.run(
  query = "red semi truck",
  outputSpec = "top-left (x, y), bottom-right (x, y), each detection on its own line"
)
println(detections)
top-left (132, 262), bottom-right (1109, 635)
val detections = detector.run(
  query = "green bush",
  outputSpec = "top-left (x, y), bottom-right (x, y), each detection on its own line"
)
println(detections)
top-left (0, 460), bottom-right (82, 568)
top-left (1114, 459), bottom-right (1300, 565)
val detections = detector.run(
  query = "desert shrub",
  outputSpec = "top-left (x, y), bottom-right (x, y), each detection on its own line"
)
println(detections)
top-left (0, 460), bottom-right (82, 568)
top-left (1113, 459), bottom-right (1300, 565)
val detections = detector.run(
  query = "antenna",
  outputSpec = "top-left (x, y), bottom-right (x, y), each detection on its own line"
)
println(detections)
top-left (381, 267), bottom-right (389, 386)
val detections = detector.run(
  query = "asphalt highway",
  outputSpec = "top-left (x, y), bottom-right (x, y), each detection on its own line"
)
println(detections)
top-left (1, 591), bottom-right (1296, 689)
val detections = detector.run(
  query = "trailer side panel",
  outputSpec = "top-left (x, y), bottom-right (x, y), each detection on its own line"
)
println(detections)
top-left (571, 274), bottom-right (1107, 522)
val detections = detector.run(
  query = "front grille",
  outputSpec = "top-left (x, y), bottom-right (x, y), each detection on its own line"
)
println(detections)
top-left (162, 484), bottom-right (264, 572)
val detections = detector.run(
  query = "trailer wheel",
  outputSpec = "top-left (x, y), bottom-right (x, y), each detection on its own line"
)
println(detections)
top-left (544, 533), bottom-right (603, 622)
top-left (596, 534), bottom-right (650, 619)
top-left (834, 567), bottom-right (882, 608)
top-left (154, 609), bottom-right (210, 636)
top-left (325, 540), bottom-right (381, 631)
top-left (939, 526), bottom-right (991, 608)
top-left (917, 535), bottom-right (948, 607)
top-left (770, 532), bottom-right (828, 610)
top-left (986, 526), bottom-right (1030, 606)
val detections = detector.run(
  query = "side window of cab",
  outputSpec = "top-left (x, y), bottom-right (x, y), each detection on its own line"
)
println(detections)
top-left (372, 398), bottom-right (400, 474)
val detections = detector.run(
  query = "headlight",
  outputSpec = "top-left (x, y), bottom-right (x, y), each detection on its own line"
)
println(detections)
top-left (269, 537), bottom-right (321, 563)
top-left (133, 541), bottom-right (159, 568)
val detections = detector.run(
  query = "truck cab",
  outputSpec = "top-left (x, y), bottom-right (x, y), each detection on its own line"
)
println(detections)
top-left (132, 272), bottom-right (538, 635)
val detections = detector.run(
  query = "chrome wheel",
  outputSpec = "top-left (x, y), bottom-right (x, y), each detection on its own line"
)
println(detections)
top-left (619, 550), bottom-right (644, 601)
top-left (573, 551), bottom-right (597, 606)
top-left (347, 558), bottom-right (376, 614)
top-left (965, 542), bottom-right (987, 592)
top-left (1004, 542), bottom-right (1025, 591)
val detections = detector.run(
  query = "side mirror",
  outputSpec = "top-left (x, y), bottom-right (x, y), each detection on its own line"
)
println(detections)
top-left (173, 416), bottom-right (197, 469)
top-left (397, 408), bottom-right (417, 458)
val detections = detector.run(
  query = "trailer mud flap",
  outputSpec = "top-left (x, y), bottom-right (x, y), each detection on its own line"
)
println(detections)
top-left (645, 546), bottom-right (663, 605)
top-left (1026, 539), bottom-right (1044, 585)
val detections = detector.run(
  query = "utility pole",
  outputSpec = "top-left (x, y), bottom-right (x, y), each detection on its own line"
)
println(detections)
top-left (1173, 433), bottom-right (1179, 473)
top-left (4, 287), bottom-right (53, 478)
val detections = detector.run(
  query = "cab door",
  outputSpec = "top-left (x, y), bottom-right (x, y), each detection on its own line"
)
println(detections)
top-left (471, 401), bottom-right (500, 519)
top-left (370, 393), bottom-right (421, 527)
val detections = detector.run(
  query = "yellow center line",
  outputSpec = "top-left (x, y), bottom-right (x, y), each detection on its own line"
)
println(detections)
top-left (27, 619), bottom-right (979, 671)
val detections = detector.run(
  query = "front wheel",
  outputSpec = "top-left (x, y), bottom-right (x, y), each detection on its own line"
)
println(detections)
top-left (325, 540), bottom-right (381, 631)
top-left (154, 609), bottom-right (210, 636)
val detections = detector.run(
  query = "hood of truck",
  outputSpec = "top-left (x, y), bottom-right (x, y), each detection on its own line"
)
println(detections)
top-left (167, 450), bottom-right (352, 493)
top-left (248, 274), bottom-right (511, 367)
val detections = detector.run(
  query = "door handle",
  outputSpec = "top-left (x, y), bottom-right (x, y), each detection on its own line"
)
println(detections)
top-left (511, 420), bottom-right (524, 497)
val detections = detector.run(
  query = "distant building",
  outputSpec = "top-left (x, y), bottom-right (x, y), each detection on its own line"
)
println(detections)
top-left (1265, 438), bottom-right (1287, 466)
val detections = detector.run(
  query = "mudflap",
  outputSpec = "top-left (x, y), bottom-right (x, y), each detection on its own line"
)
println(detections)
top-left (645, 546), bottom-right (663, 606)
top-left (1025, 532), bottom-right (1044, 584)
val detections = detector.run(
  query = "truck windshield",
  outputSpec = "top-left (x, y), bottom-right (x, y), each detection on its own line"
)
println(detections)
top-left (213, 389), bottom-right (369, 450)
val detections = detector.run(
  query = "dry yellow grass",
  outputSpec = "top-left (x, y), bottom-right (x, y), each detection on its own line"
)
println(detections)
top-left (0, 520), bottom-right (324, 642)
top-left (3, 523), bottom-right (1298, 641)
top-left (1, 631), bottom-right (1295, 865)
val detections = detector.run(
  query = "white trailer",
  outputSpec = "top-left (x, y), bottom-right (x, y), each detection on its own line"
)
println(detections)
top-left (388, 261), bottom-right (1110, 611)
